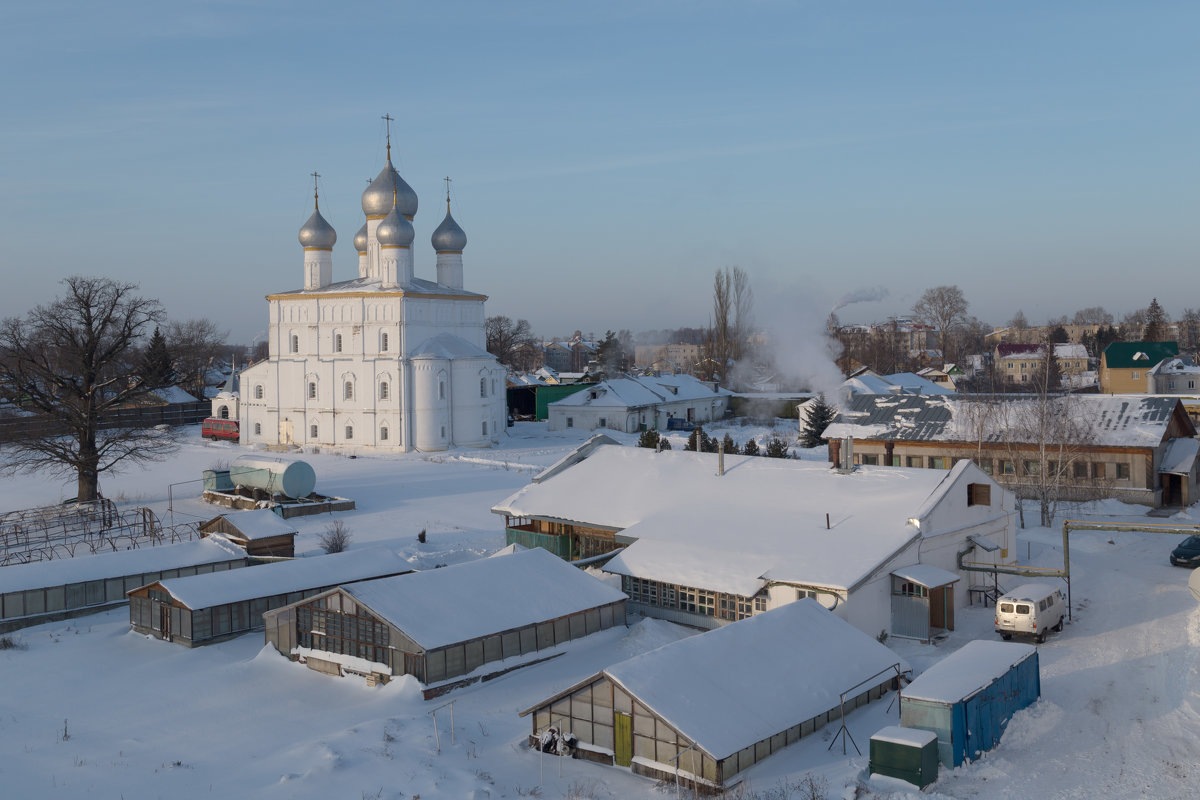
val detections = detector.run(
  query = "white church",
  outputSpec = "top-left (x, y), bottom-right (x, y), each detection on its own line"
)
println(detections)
top-left (224, 134), bottom-right (507, 452)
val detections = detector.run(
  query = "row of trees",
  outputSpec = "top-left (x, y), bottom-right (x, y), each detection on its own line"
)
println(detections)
top-left (637, 426), bottom-right (790, 458)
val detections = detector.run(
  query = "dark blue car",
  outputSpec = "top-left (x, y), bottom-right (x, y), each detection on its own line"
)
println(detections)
top-left (1170, 535), bottom-right (1200, 567)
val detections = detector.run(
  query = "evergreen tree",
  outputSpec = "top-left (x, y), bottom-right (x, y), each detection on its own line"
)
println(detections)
top-left (139, 326), bottom-right (175, 389)
top-left (764, 436), bottom-right (790, 458)
top-left (1143, 298), bottom-right (1169, 342)
top-left (686, 426), bottom-right (704, 452)
top-left (637, 428), bottom-right (661, 449)
top-left (658, 436), bottom-right (672, 451)
top-left (721, 433), bottom-right (738, 455)
top-left (742, 437), bottom-right (760, 457)
top-left (800, 394), bottom-right (838, 449)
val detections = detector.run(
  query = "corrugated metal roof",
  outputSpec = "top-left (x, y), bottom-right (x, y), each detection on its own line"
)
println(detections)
top-left (827, 394), bottom-right (1188, 448)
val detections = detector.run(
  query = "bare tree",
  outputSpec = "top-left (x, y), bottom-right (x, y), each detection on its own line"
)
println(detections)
top-left (911, 285), bottom-right (969, 364)
top-left (703, 266), bottom-right (754, 379)
top-left (1179, 308), bottom-right (1200, 353)
top-left (319, 520), bottom-right (352, 553)
top-left (1008, 310), bottom-right (1029, 330)
top-left (485, 315), bottom-right (538, 370)
top-left (1073, 306), bottom-right (1114, 326)
top-left (167, 319), bottom-right (229, 398)
top-left (0, 276), bottom-right (177, 502)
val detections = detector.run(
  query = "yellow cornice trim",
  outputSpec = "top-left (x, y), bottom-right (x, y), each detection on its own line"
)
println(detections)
top-left (436, 250), bottom-right (464, 255)
top-left (379, 245), bottom-right (411, 250)
top-left (302, 247), bottom-right (333, 252)
top-left (366, 214), bottom-right (386, 221)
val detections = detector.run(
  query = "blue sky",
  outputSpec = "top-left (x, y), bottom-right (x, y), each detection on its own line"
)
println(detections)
top-left (2, 1), bottom-right (1198, 344)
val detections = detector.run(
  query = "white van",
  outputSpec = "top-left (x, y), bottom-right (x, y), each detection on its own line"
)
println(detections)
top-left (994, 583), bottom-right (1066, 643)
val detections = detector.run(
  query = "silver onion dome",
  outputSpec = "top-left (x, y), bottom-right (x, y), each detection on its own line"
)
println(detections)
top-left (362, 157), bottom-right (418, 219)
top-left (376, 203), bottom-right (414, 246)
top-left (353, 222), bottom-right (368, 253)
top-left (431, 207), bottom-right (467, 252)
top-left (298, 208), bottom-right (337, 249)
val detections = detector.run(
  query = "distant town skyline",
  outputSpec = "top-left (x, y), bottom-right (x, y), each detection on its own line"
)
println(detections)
top-left (3, 1), bottom-right (1198, 345)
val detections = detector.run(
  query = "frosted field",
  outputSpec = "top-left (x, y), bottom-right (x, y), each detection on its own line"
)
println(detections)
top-left (1, 420), bottom-right (1198, 799)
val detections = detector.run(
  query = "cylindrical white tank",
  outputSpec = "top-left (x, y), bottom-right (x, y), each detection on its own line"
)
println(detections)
top-left (230, 456), bottom-right (316, 499)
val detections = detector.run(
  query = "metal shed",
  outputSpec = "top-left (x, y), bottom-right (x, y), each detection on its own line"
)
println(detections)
top-left (900, 640), bottom-right (1040, 767)
top-left (1, 538), bottom-right (248, 632)
top-left (262, 547), bottom-right (627, 693)
top-left (127, 547), bottom-right (412, 647)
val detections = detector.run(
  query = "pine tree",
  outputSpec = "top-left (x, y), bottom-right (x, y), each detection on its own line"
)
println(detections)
top-left (686, 426), bottom-right (704, 452)
top-left (1143, 298), bottom-right (1169, 342)
top-left (765, 436), bottom-right (790, 458)
top-left (722, 433), bottom-right (738, 455)
top-left (139, 327), bottom-right (175, 389)
top-left (637, 429), bottom-right (661, 449)
top-left (742, 437), bottom-right (760, 457)
top-left (800, 394), bottom-right (838, 449)
top-left (658, 436), bottom-right (672, 451)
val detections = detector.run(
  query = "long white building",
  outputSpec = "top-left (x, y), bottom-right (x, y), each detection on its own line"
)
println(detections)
top-left (233, 135), bottom-right (506, 452)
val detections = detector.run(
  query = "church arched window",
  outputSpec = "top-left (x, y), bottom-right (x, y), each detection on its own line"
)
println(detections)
top-left (381, 332), bottom-right (389, 352)
top-left (290, 334), bottom-right (299, 353)
top-left (254, 422), bottom-right (262, 435)
top-left (480, 378), bottom-right (487, 398)
top-left (345, 425), bottom-right (354, 440)
top-left (380, 426), bottom-right (389, 441)
top-left (218, 405), bottom-right (229, 419)
top-left (344, 381), bottom-right (353, 400)
top-left (379, 381), bottom-right (389, 400)
top-left (334, 333), bottom-right (343, 353)
top-left (310, 424), bottom-right (318, 439)
top-left (254, 384), bottom-right (264, 400)
top-left (308, 381), bottom-right (317, 400)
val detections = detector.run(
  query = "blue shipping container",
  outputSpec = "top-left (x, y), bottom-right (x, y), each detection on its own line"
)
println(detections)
top-left (899, 641), bottom-right (1040, 768)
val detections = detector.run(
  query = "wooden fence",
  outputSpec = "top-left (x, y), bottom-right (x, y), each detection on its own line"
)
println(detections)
top-left (0, 401), bottom-right (210, 443)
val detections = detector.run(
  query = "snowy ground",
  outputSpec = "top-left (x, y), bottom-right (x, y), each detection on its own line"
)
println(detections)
top-left (2, 419), bottom-right (1199, 799)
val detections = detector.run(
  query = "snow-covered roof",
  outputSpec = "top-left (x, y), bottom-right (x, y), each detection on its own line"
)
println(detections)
top-left (1149, 357), bottom-right (1200, 376)
top-left (823, 394), bottom-right (1191, 449)
top-left (147, 547), bottom-right (411, 610)
top-left (903, 640), bottom-right (1037, 704)
top-left (343, 547), bottom-right (625, 650)
top-left (151, 385), bottom-right (199, 404)
top-left (871, 725), bottom-right (937, 748)
top-left (408, 332), bottom-right (493, 360)
top-left (0, 538), bottom-right (245, 594)
top-left (890, 563), bottom-right (961, 589)
top-left (495, 445), bottom-right (985, 592)
top-left (596, 601), bottom-right (909, 760)
top-left (208, 508), bottom-right (298, 540)
top-left (843, 372), bottom-right (954, 397)
top-left (1159, 437), bottom-right (1199, 475)
top-left (549, 374), bottom-right (731, 411)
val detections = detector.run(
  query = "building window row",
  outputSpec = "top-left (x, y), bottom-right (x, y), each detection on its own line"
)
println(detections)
top-left (621, 575), bottom-right (762, 621)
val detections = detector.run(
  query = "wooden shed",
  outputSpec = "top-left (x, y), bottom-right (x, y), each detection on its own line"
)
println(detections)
top-left (127, 547), bottom-right (411, 647)
top-left (198, 509), bottom-right (298, 557)
top-left (263, 547), bottom-right (626, 692)
top-left (519, 600), bottom-right (908, 793)
top-left (1, 538), bottom-right (248, 633)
